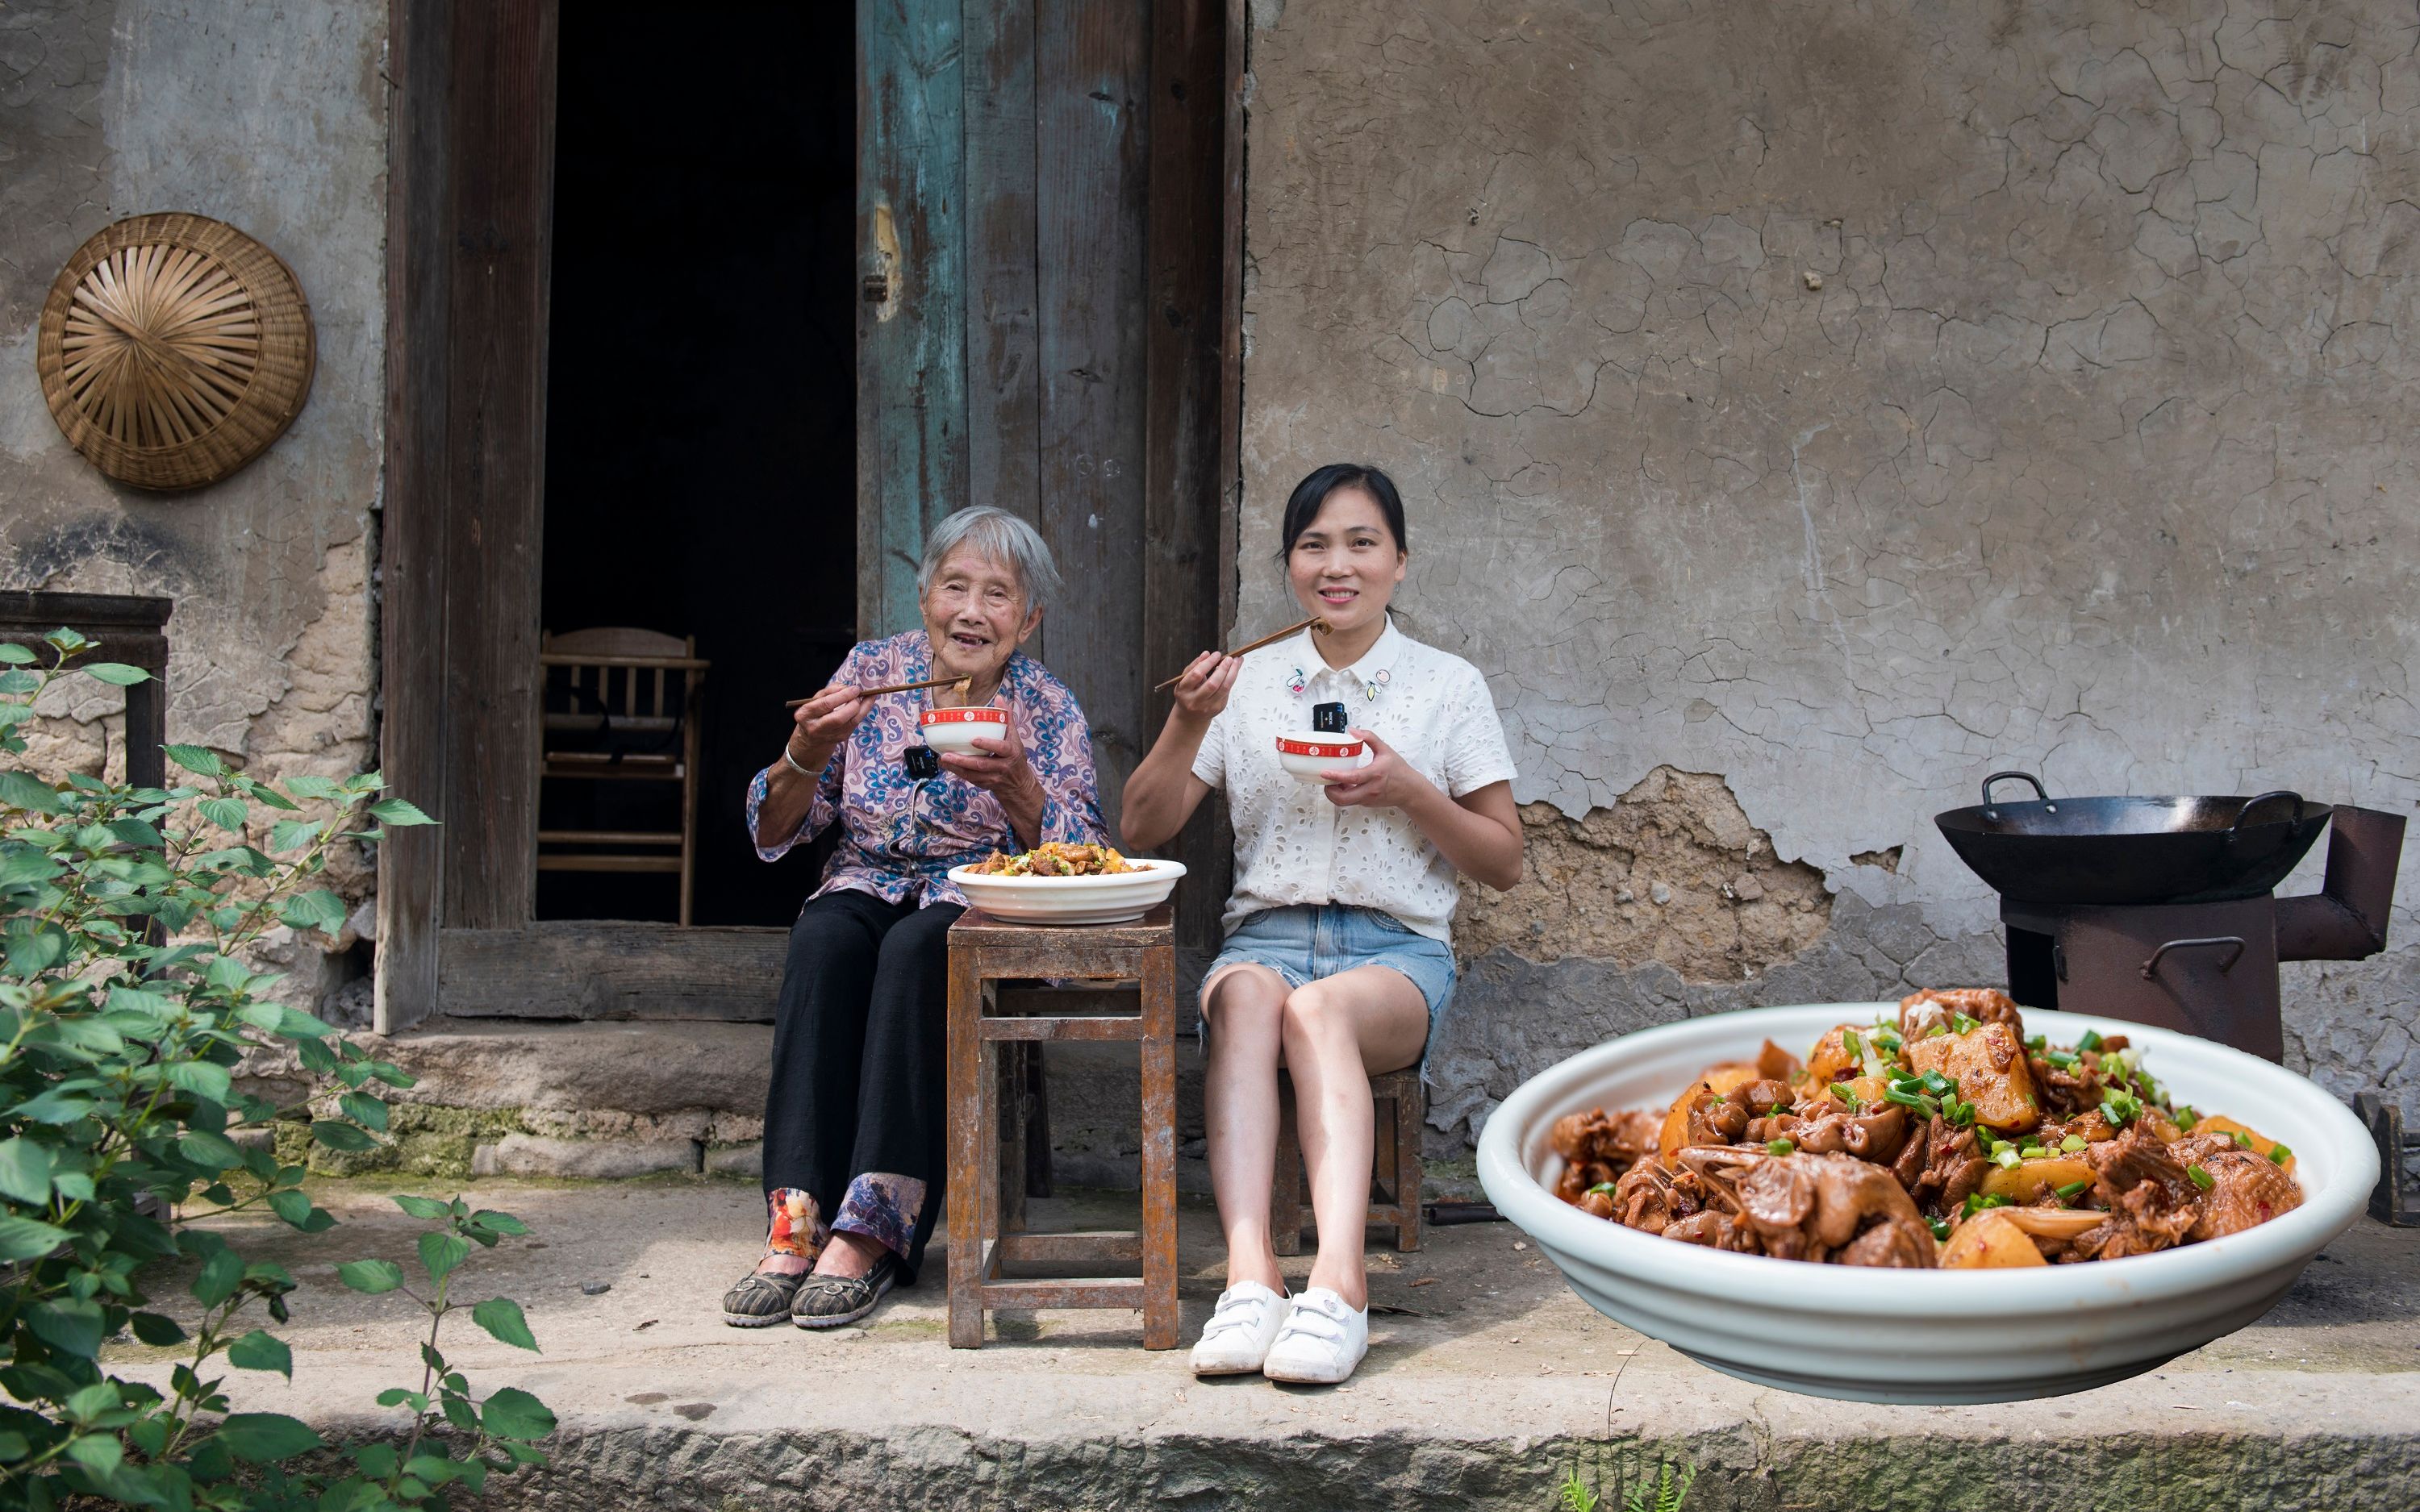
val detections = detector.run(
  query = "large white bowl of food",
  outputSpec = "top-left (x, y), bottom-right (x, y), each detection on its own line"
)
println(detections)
top-left (1475, 993), bottom-right (2377, 1404)
top-left (948, 843), bottom-right (1183, 926)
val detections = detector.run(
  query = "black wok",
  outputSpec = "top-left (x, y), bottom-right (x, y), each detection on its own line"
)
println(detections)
top-left (1934, 771), bottom-right (2332, 906)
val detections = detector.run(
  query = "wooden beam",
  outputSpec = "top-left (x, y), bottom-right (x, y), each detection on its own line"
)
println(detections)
top-left (437, 922), bottom-right (786, 1020)
top-left (1143, 0), bottom-right (1233, 956)
top-left (963, 0), bottom-right (1041, 540)
top-left (438, 0), bottom-right (557, 931)
top-left (376, 0), bottom-right (457, 1033)
top-left (857, 0), bottom-right (969, 638)
top-left (1035, 0), bottom-right (1150, 825)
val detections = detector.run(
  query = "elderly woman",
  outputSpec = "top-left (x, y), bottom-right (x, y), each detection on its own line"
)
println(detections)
top-left (721, 506), bottom-right (1106, 1329)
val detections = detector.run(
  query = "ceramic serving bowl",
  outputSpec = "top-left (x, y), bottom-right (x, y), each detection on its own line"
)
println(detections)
top-left (1275, 731), bottom-right (1366, 783)
top-left (1476, 1002), bottom-right (2377, 1404)
top-left (920, 706), bottom-right (1009, 754)
top-left (946, 859), bottom-right (1186, 926)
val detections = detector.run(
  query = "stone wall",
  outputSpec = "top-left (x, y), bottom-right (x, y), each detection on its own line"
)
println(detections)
top-left (1238, 0), bottom-right (2420, 1143)
top-left (0, 0), bottom-right (389, 1012)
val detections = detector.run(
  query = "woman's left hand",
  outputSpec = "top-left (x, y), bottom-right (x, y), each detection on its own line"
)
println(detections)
top-left (1320, 728), bottom-right (1433, 812)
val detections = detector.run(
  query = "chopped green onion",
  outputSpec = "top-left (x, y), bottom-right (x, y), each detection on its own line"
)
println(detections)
top-left (2043, 1049), bottom-right (2080, 1070)
top-left (1586, 1182), bottom-right (1617, 1195)
top-left (2079, 1029), bottom-right (2104, 1052)
top-left (1995, 1146), bottom-right (2023, 1169)
top-left (1871, 1029), bottom-right (1904, 1054)
top-left (2269, 1144), bottom-right (2293, 1165)
top-left (2020, 1145), bottom-right (2051, 1160)
top-left (1767, 1138), bottom-right (1796, 1156)
top-left (2025, 1034), bottom-right (2047, 1051)
top-left (2060, 1134), bottom-right (2088, 1153)
top-left (1963, 1193), bottom-right (2009, 1218)
top-left (1920, 1070), bottom-right (1957, 1096)
top-left (2055, 1179), bottom-right (2089, 1199)
top-left (2188, 1164), bottom-right (2215, 1191)
top-left (1926, 1217), bottom-right (1951, 1241)
top-left (1929, 1024), bottom-right (1950, 1037)
top-left (1951, 1012), bottom-right (1980, 1034)
top-left (2234, 1130), bottom-right (2253, 1149)
top-left (2175, 1106), bottom-right (2197, 1127)
top-left (2100, 1091), bottom-right (2140, 1126)
top-left (1945, 1098), bottom-right (1976, 1127)
top-left (1842, 1029), bottom-right (1863, 1060)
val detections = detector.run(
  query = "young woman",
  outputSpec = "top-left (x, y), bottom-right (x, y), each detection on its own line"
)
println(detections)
top-left (1120, 464), bottom-right (1522, 1385)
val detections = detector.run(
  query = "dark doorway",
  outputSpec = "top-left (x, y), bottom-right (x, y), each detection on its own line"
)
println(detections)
top-left (539, 3), bottom-right (855, 927)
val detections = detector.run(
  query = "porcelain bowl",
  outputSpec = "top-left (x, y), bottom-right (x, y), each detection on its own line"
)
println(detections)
top-left (1476, 1002), bottom-right (2378, 1404)
top-left (947, 859), bottom-right (1186, 926)
top-left (1275, 731), bottom-right (1366, 783)
top-left (920, 706), bottom-right (1009, 753)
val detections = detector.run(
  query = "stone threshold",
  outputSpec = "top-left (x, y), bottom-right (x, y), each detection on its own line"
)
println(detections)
top-left (104, 1177), bottom-right (2420, 1510)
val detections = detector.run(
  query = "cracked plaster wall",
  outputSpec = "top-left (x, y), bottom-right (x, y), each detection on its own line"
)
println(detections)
top-left (1241, 0), bottom-right (2420, 1141)
top-left (0, 0), bottom-right (388, 1005)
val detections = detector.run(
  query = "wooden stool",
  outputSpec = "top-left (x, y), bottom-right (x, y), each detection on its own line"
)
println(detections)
top-left (945, 905), bottom-right (1179, 1350)
top-left (1270, 1066), bottom-right (1425, 1254)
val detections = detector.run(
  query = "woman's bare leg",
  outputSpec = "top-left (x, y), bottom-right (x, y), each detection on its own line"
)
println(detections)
top-left (1200, 963), bottom-right (1293, 1295)
top-left (1279, 967), bottom-right (1429, 1308)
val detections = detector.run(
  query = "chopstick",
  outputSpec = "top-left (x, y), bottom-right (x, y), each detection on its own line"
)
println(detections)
top-left (785, 674), bottom-right (971, 709)
top-left (1152, 618), bottom-right (1329, 692)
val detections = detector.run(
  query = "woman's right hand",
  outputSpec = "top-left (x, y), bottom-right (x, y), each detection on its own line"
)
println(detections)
top-left (787, 685), bottom-right (869, 764)
top-left (1169, 652), bottom-right (1241, 721)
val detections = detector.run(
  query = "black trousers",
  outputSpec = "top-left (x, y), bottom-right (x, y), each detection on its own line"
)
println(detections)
top-left (761, 889), bottom-right (963, 1284)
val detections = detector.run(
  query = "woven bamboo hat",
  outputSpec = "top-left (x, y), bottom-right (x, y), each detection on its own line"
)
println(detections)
top-left (35, 212), bottom-right (316, 492)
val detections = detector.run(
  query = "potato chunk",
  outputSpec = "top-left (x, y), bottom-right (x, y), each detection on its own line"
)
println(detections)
top-left (1938, 1210), bottom-right (2047, 1268)
top-left (1905, 1022), bottom-right (2040, 1131)
top-left (1978, 1156), bottom-right (2095, 1204)
top-left (1804, 1025), bottom-right (1869, 1086)
top-left (2190, 1114), bottom-right (2296, 1177)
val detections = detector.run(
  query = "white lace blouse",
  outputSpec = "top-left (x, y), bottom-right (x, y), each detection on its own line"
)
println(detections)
top-left (1190, 619), bottom-right (1517, 943)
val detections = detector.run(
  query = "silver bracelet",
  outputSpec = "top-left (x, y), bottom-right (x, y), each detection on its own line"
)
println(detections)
top-left (781, 743), bottom-right (816, 777)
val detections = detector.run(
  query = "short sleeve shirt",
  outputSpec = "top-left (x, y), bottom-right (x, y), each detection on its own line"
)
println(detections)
top-left (1191, 619), bottom-right (1517, 943)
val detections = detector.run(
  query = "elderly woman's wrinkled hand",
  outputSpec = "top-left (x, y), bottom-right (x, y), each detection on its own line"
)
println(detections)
top-left (937, 704), bottom-right (1041, 805)
top-left (791, 685), bottom-right (870, 759)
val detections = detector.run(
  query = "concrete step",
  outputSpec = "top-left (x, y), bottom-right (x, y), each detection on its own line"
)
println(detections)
top-left (107, 1177), bottom-right (2420, 1510)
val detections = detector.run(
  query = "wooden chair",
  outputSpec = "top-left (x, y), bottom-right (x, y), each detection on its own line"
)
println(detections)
top-left (945, 906), bottom-right (1179, 1350)
top-left (1270, 1065), bottom-right (1425, 1254)
top-left (535, 627), bottom-right (708, 924)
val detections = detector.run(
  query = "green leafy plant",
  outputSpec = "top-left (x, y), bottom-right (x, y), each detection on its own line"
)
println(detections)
top-left (1558, 1464), bottom-right (1600, 1512)
top-left (1621, 1461), bottom-right (1695, 1512)
top-left (0, 628), bottom-right (552, 1510)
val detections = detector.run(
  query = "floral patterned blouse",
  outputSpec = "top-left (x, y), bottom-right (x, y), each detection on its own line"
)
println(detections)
top-left (746, 631), bottom-right (1108, 910)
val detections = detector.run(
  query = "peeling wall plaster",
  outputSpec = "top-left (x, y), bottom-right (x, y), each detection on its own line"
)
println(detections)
top-left (1242, 0), bottom-right (2420, 1131)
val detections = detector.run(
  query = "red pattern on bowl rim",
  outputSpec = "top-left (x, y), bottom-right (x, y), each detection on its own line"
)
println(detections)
top-left (1275, 735), bottom-right (1364, 756)
top-left (921, 707), bottom-right (1008, 726)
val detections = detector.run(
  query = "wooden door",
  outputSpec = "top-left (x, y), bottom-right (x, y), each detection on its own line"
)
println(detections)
top-left (858, 0), bottom-right (1236, 959)
top-left (378, 0), bottom-right (1240, 1031)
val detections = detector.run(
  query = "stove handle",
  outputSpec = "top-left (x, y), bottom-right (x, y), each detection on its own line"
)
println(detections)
top-left (2139, 935), bottom-right (2246, 979)
top-left (2225, 790), bottom-right (2303, 836)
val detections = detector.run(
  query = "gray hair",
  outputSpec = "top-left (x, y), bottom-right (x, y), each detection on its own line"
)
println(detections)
top-left (916, 506), bottom-right (1063, 614)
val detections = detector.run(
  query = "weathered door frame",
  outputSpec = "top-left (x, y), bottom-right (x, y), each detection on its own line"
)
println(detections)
top-left (378, 0), bottom-right (1245, 1033)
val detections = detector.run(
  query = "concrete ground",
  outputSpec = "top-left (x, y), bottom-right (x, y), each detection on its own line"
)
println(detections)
top-left (109, 1176), bottom-right (2420, 1511)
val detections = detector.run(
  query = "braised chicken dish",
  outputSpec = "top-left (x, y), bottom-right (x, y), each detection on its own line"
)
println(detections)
top-left (966, 842), bottom-right (1141, 877)
top-left (1552, 989), bottom-right (2302, 1268)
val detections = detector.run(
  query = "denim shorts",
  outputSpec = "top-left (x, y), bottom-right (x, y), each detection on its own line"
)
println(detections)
top-left (1202, 904), bottom-right (1456, 1071)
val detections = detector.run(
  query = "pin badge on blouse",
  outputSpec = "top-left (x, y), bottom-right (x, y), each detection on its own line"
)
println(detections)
top-left (903, 746), bottom-right (941, 780)
top-left (1311, 701), bottom-right (1350, 734)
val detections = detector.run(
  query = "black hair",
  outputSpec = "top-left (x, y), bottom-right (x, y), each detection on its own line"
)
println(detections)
top-left (1275, 463), bottom-right (1408, 563)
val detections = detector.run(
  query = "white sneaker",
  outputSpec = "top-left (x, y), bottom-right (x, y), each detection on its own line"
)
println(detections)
top-left (1189, 1281), bottom-right (1291, 1376)
top-left (1260, 1285), bottom-right (1368, 1384)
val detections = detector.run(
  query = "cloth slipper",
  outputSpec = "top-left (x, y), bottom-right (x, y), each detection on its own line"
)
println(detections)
top-left (721, 1268), bottom-right (806, 1327)
top-left (791, 1252), bottom-right (902, 1329)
